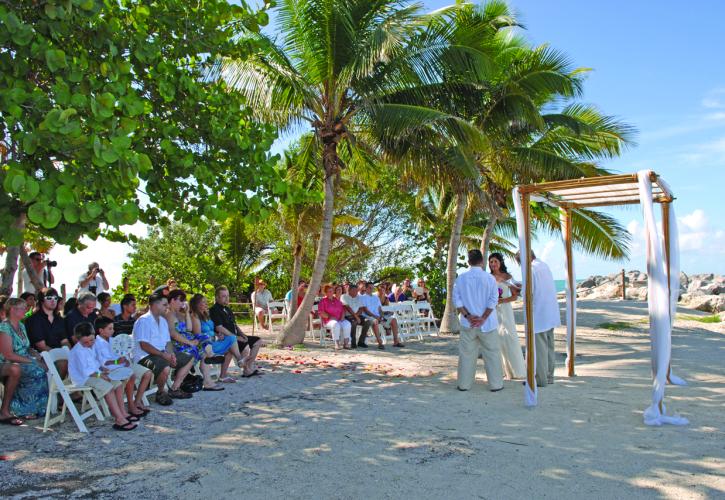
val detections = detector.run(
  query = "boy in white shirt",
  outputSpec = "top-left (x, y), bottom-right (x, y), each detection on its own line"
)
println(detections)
top-left (68, 322), bottom-right (137, 431)
top-left (94, 317), bottom-right (152, 418)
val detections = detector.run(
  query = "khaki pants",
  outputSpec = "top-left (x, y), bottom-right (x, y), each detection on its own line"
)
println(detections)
top-left (457, 327), bottom-right (503, 391)
top-left (535, 329), bottom-right (555, 387)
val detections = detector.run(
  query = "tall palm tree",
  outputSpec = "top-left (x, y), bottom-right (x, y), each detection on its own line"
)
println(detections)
top-left (213, 0), bottom-right (489, 345)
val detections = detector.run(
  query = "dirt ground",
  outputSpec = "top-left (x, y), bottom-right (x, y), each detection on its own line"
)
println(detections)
top-left (1, 300), bottom-right (723, 499)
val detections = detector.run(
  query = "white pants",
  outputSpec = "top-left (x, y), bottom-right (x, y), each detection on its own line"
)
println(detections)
top-left (535, 329), bottom-right (555, 387)
top-left (457, 326), bottom-right (503, 391)
top-left (326, 319), bottom-right (351, 342)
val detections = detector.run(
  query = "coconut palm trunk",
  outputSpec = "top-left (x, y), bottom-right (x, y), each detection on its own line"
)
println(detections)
top-left (439, 192), bottom-right (466, 335)
top-left (277, 145), bottom-right (337, 345)
top-left (479, 213), bottom-right (498, 259)
top-left (288, 232), bottom-right (304, 319)
top-left (0, 214), bottom-right (27, 295)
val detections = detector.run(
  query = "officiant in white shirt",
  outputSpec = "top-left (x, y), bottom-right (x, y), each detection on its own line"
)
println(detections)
top-left (515, 249), bottom-right (561, 387)
top-left (453, 249), bottom-right (504, 392)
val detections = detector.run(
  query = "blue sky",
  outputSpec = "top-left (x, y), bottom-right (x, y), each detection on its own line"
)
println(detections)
top-left (49, 1), bottom-right (725, 293)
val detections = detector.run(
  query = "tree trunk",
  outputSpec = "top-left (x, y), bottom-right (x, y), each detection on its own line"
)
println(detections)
top-left (479, 213), bottom-right (498, 259)
top-left (0, 214), bottom-right (27, 296)
top-left (439, 193), bottom-right (466, 335)
top-left (277, 163), bottom-right (337, 346)
top-left (19, 247), bottom-right (44, 291)
top-left (288, 232), bottom-right (303, 320)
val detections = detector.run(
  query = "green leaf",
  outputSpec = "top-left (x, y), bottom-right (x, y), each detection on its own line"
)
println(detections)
top-left (101, 147), bottom-right (119, 163)
top-left (63, 205), bottom-right (80, 223)
top-left (45, 4), bottom-right (58, 19)
top-left (19, 178), bottom-right (40, 203)
top-left (10, 174), bottom-right (25, 193)
top-left (45, 49), bottom-right (68, 72)
top-left (22, 133), bottom-right (38, 155)
top-left (42, 206), bottom-right (63, 228)
top-left (56, 185), bottom-right (75, 208)
top-left (137, 153), bottom-right (152, 174)
top-left (85, 201), bottom-right (103, 219)
top-left (12, 25), bottom-right (33, 46)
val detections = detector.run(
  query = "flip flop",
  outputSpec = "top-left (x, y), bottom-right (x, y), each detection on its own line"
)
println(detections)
top-left (112, 422), bottom-right (137, 431)
top-left (0, 416), bottom-right (24, 426)
top-left (242, 369), bottom-right (261, 378)
top-left (202, 386), bottom-right (225, 391)
top-left (127, 415), bottom-right (140, 422)
top-left (219, 377), bottom-right (237, 383)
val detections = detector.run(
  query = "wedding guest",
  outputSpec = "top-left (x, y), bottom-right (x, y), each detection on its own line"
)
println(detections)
top-left (25, 287), bottom-right (69, 377)
top-left (318, 284), bottom-right (351, 350)
top-left (210, 286), bottom-right (262, 379)
top-left (97, 292), bottom-right (116, 320)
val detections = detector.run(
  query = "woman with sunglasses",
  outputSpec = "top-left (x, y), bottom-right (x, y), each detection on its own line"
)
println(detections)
top-left (26, 288), bottom-right (70, 377)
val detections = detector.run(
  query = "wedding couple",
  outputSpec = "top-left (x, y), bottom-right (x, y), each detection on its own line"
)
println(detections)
top-left (454, 249), bottom-right (560, 392)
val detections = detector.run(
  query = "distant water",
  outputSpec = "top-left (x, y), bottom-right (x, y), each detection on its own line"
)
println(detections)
top-left (555, 279), bottom-right (584, 292)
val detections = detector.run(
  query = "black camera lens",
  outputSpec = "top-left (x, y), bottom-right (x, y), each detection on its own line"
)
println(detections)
top-left (47, 260), bottom-right (58, 267)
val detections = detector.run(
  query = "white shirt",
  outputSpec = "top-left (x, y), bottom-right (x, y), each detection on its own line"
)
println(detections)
top-left (340, 293), bottom-right (362, 314)
top-left (93, 335), bottom-right (120, 369)
top-left (22, 268), bottom-right (50, 294)
top-left (68, 343), bottom-right (100, 386)
top-left (253, 289), bottom-right (273, 309)
top-left (132, 311), bottom-right (170, 362)
top-left (78, 272), bottom-right (106, 294)
top-left (453, 266), bottom-right (499, 332)
top-left (360, 294), bottom-right (382, 318)
top-left (531, 259), bottom-right (561, 333)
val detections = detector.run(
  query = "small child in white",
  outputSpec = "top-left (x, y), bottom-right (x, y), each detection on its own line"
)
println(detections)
top-left (94, 317), bottom-right (152, 418)
top-left (68, 322), bottom-right (137, 431)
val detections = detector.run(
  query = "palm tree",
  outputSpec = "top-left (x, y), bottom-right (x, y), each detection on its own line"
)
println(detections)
top-left (213, 0), bottom-right (488, 345)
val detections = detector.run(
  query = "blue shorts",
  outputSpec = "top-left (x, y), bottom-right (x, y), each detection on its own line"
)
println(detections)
top-left (211, 335), bottom-right (236, 355)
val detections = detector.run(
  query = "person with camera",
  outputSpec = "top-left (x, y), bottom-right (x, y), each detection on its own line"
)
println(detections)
top-left (78, 262), bottom-right (109, 296)
top-left (22, 252), bottom-right (55, 295)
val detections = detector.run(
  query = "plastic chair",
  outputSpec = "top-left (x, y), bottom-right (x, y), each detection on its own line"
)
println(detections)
top-left (266, 301), bottom-right (288, 335)
top-left (414, 301), bottom-right (439, 337)
top-left (42, 347), bottom-right (105, 433)
top-left (112, 334), bottom-right (157, 406)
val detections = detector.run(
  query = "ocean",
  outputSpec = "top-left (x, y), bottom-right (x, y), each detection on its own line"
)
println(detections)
top-left (555, 279), bottom-right (584, 292)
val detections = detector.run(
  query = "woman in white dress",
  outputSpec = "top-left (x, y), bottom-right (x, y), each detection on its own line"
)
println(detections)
top-left (488, 253), bottom-right (526, 379)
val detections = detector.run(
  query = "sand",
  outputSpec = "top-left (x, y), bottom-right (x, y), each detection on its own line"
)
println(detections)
top-left (1, 300), bottom-right (723, 499)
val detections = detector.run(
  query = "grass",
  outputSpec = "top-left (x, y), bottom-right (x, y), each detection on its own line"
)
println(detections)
top-left (677, 314), bottom-right (722, 323)
top-left (598, 321), bottom-right (637, 331)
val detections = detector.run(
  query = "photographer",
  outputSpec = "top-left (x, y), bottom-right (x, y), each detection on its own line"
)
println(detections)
top-left (22, 252), bottom-right (55, 294)
top-left (78, 262), bottom-right (109, 296)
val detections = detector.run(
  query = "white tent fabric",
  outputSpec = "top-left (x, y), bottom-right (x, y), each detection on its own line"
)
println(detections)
top-left (513, 187), bottom-right (537, 406)
top-left (637, 170), bottom-right (688, 426)
top-left (559, 210), bottom-right (576, 376)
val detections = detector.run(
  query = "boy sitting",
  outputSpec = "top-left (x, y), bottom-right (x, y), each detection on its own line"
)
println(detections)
top-left (68, 322), bottom-right (137, 431)
top-left (94, 317), bottom-right (152, 418)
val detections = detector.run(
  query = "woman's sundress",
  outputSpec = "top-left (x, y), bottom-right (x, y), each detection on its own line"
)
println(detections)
top-left (173, 320), bottom-right (212, 361)
top-left (0, 321), bottom-right (49, 416)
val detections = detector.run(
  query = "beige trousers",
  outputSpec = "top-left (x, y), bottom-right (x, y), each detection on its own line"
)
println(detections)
top-left (457, 326), bottom-right (503, 391)
top-left (535, 329), bottom-right (555, 387)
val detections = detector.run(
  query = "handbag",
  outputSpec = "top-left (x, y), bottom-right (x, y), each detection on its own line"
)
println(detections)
top-left (180, 373), bottom-right (204, 393)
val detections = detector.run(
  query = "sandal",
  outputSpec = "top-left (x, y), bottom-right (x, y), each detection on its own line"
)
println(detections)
top-left (155, 392), bottom-right (173, 406)
top-left (242, 369), bottom-right (261, 378)
top-left (0, 416), bottom-right (24, 426)
top-left (127, 415), bottom-right (141, 422)
top-left (220, 376), bottom-right (237, 383)
top-left (112, 421), bottom-right (137, 431)
top-left (202, 385), bottom-right (225, 391)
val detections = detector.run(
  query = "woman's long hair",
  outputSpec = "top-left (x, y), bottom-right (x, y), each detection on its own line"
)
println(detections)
top-left (489, 252), bottom-right (509, 274)
top-left (189, 293), bottom-right (209, 321)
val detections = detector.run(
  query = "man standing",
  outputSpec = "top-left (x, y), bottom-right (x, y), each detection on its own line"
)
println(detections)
top-left (22, 252), bottom-right (54, 294)
top-left (113, 294), bottom-right (137, 336)
top-left (515, 250), bottom-right (561, 387)
top-left (453, 249), bottom-right (503, 392)
top-left (133, 294), bottom-right (195, 405)
top-left (78, 262), bottom-right (109, 296)
top-left (65, 292), bottom-right (98, 344)
top-left (210, 286), bottom-right (262, 378)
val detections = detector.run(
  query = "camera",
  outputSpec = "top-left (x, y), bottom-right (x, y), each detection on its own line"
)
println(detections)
top-left (46, 260), bottom-right (58, 268)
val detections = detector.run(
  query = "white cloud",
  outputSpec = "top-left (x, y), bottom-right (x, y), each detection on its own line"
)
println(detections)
top-left (678, 208), bottom-right (707, 232)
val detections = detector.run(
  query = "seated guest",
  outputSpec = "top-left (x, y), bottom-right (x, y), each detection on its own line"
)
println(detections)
top-left (0, 298), bottom-right (48, 420)
top-left (93, 317), bottom-right (151, 417)
top-left (412, 279), bottom-right (430, 303)
top-left (132, 294), bottom-right (195, 405)
top-left (252, 280), bottom-right (273, 330)
top-left (69, 322), bottom-right (137, 431)
top-left (113, 294), bottom-right (137, 336)
top-left (360, 282), bottom-right (405, 349)
top-left (0, 357), bottom-right (22, 425)
top-left (25, 287), bottom-right (69, 376)
top-left (388, 284), bottom-right (408, 303)
top-left (190, 293), bottom-right (243, 371)
top-left (20, 292), bottom-right (36, 315)
top-left (164, 289), bottom-right (219, 391)
top-left (341, 285), bottom-right (370, 348)
top-left (65, 292), bottom-right (98, 344)
top-left (97, 292), bottom-right (115, 320)
top-left (334, 284), bottom-right (344, 301)
top-left (62, 297), bottom-right (77, 317)
top-left (318, 284), bottom-right (351, 350)
top-left (0, 295), bottom-right (7, 322)
top-left (210, 286), bottom-right (262, 378)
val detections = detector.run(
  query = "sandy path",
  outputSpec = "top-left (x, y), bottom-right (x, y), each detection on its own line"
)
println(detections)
top-left (1, 300), bottom-right (723, 499)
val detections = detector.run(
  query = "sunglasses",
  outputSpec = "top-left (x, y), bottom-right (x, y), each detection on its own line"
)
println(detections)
top-left (44, 296), bottom-right (59, 301)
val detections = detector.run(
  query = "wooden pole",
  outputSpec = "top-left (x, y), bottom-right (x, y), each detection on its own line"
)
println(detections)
top-left (522, 192), bottom-right (536, 391)
top-left (662, 202), bottom-right (672, 384)
top-left (621, 268), bottom-right (626, 300)
top-left (563, 208), bottom-right (575, 377)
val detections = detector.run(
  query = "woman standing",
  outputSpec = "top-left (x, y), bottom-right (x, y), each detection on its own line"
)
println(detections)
top-left (489, 253), bottom-right (526, 380)
top-left (0, 298), bottom-right (49, 419)
top-left (318, 284), bottom-right (351, 350)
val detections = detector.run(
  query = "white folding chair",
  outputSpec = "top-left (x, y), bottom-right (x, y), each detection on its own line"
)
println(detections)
top-left (42, 347), bottom-right (105, 433)
top-left (267, 300), bottom-right (288, 335)
top-left (414, 301), bottom-right (439, 337)
top-left (379, 306), bottom-right (399, 345)
top-left (112, 334), bottom-right (157, 407)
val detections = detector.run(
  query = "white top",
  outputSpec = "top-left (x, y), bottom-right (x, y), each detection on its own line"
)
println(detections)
top-left (93, 335), bottom-right (120, 368)
top-left (78, 272), bottom-right (106, 294)
top-left (253, 289), bottom-right (273, 309)
top-left (68, 343), bottom-right (100, 386)
top-left (131, 311), bottom-right (170, 362)
top-left (360, 294), bottom-right (382, 318)
top-left (340, 293), bottom-right (362, 313)
top-left (531, 259), bottom-right (561, 333)
top-left (22, 268), bottom-right (50, 294)
top-left (452, 266), bottom-right (499, 332)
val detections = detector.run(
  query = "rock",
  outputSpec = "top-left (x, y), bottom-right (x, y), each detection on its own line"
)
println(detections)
top-left (578, 277), bottom-right (598, 289)
top-left (702, 283), bottom-right (723, 295)
top-left (680, 293), bottom-right (725, 313)
top-left (688, 279), bottom-right (709, 293)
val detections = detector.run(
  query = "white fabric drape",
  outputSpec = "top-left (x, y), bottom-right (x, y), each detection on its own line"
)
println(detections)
top-left (637, 170), bottom-right (688, 426)
top-left (559, 210), bottom-right (576, 376)
top-left (513, 187), bottom-right (537, 406)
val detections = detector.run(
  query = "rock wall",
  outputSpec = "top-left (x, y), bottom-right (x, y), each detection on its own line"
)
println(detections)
top-left (573, 271), bottom-right (724, 313)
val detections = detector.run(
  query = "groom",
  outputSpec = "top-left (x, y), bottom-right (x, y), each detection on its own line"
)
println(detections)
top-left (454, 249), bottom-right (504, 392)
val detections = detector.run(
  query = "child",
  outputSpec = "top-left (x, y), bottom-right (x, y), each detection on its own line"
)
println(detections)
top-left (93, 317), bottom-right (152, 418)
top-left (68, 322), bottom-right (137, 431)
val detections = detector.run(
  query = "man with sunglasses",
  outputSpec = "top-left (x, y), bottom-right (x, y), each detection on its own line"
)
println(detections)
top-left (26, 288), bottom-right (69, 377)
top-left (22, 252), bottom-right (54, 295)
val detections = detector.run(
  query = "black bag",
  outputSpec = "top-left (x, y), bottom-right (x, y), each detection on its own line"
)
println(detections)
top-left (180, 373), bottom-right (203, 393)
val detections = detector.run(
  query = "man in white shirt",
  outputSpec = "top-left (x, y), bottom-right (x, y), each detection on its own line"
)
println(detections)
top-left (22, 252), bottom-right (54, 294)
top-left (453, 249), bottom-right (503, 392)
top-left (133, 294), bottom-right (195, 405)
top-left (341, 285), bottom-right (367, 348)
top-left (516, 250), bottom-right (561, 387)
top-left (78, 262), bottom-right (109, 295)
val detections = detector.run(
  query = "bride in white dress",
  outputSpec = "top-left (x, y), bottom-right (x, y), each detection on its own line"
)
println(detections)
top-left (488, 253), bottom-right (526, 379)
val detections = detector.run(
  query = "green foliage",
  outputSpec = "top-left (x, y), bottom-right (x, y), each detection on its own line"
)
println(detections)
top-left (677, 314), bottom-right (721, 324)
top-left (372, 266), bottom-right (415, 285)
top-left (598, 321), bottom-right (637, 331)
top-left (0, 0), bottom-right (284, 249)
